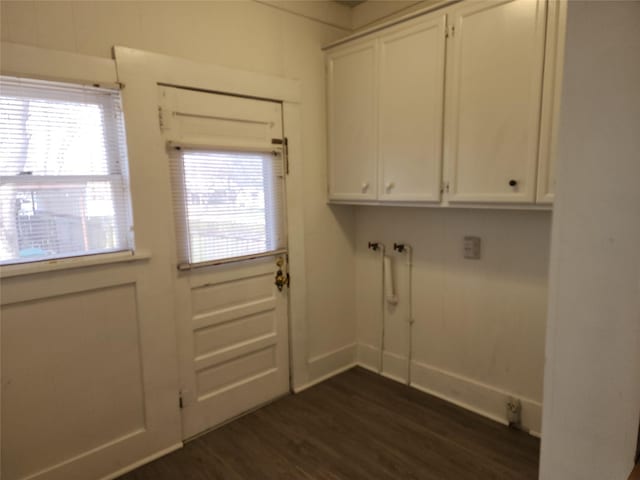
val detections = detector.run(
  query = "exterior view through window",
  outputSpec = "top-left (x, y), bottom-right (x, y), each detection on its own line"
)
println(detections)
top-left (0, 76), bottom-right (133, 265)
top-left (171, 148), bottom-right (285, 267)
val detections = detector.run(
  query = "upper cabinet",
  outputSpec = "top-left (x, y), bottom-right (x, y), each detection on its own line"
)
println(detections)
top-left (327, 14), bottom-right (446, 203)
top-left (325, 0), bottom-right (566, 207)
top-left (444, 0), bottom-right (546, 204)
top-left (378, 15), bottom-right (446, 202)
top-left (536, 0), bottom-right (567, 204)
top-left (327, 39), bottom-right (378, 201)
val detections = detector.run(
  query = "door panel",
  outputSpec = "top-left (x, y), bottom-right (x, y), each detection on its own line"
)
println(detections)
top-left (378, 14), bottom-right (446, 202)
top-left (327, 40), bottom-right (378, 201)
top-left (181, 258), bottom-right (288, 438)
top-left (159, 86), bottom-right (290, 440)
top-left (445, 0), bottom-right (546, 203)
top-left (160, 86), bottom-right (282, 149)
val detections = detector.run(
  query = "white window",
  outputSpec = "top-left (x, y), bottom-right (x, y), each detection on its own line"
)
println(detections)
top-left (0, 76), bottom-right (134, 265)
top-left (170, 148), bottom-right (286, 268)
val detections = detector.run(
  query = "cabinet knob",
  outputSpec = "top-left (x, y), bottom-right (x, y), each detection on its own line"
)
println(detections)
top-left (509, 179), bottom-right (518, 187)
top-left (385, 181), bottom-right (395, 192)
top-left (361, 181), bottom-right (369, 193)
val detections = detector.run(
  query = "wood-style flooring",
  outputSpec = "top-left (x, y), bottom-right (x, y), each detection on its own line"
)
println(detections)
top-left (119, 367), bottom-right (539, 480)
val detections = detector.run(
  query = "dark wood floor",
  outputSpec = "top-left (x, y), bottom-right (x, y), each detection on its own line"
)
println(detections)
top-left (120, 367), bottom-right (539, 480)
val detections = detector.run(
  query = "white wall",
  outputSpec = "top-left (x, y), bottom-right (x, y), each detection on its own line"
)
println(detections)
top-left (0, 0), bottom-right (358, 382)
top-left (1, 3), bottom-right (359, 477)
top-left (355, 207), bottom-right (551, 433)
top-left (539, 2), bottom-right (640, 479)
top-left (351, 0), bottom-right (444, 30)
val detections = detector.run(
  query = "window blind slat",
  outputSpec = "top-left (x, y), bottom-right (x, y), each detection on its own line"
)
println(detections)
top-left (0, 76), bottom-right (134, 265)
top-left (170, 149), bottom-right (286, 267)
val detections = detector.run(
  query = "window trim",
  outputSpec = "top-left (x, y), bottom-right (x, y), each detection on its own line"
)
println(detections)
top-left (168, 143), bottom-right (287, 270)
top-left (1, 42), bottom-right (119, 87)
top-left (0, 75), bottom-right (136, 266)
top-left (0, 248), bottom-right (151, 279)
top-left (176, 248), bottom-right (287, 271)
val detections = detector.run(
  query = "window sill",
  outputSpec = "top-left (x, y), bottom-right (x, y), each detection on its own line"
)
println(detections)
top-left (0, 250), bottom-right (152, 279)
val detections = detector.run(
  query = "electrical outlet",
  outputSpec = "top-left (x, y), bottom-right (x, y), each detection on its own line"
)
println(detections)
top-left (463, 236), bottom-right (481, 259)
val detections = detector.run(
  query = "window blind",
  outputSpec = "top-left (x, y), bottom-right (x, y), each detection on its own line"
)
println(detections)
top-left (170, 148), bottom-right (286, 268)
top-left (0, 76), bottom-right (133, 265)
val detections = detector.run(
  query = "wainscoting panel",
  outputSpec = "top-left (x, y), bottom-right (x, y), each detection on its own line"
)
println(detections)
top-left (1, 283), bottom-right (146, 479)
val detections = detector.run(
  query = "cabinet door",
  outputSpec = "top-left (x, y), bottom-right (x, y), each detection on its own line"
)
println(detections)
top-left (327, 39), bottom-right (377, 201)
top-left (537, 0), bottom-right (567, 204)
top-left (378, 15), bottom-right (446, 202)
top-left (444, 0), bottom-right (547, 203)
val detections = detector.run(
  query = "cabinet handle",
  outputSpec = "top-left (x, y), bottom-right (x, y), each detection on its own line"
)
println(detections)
top-left (361, 181), bottom-right (370, 193)
top-left (385, 181), bottom-right (395, 192)
top-left (509, 179), bottom-right (518, 187)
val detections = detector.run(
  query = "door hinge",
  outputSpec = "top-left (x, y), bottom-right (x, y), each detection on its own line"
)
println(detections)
top-left (179, 391), bottom-right (184, 409)
top-left (158, 106), bottom-right (165, 130)
top-left (442, 181), bottom-right (450, 194)
top-left (284, 137), bottom-right (289, 175)
top-left (272, 137), bottom-right (289, 174)
top-left (445, 25), bottom-right (455, 38)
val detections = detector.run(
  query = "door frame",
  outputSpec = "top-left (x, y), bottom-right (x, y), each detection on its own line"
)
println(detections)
top-left (113, 46), bottom-right (310, 439)
top-left (158, 86), bottom-right (291, 439)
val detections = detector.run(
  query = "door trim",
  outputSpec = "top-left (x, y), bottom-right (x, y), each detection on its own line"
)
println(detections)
top-left (113, 46), bottom-right (310, 431)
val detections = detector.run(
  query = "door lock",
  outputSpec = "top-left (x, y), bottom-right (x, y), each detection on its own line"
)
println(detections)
top-left (274, 258), bottom-right (289, 292)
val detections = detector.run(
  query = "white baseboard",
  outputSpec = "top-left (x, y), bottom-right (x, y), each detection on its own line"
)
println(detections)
top-left (102, 443), bottom-right (182, 480)
top-left (357, 343), bottom-right (542, 436)
top-left (293, 343), bottom-right (357, 393)
top-left (381, 350), bottom-right (409, 383)
top-left (411, 360), bottom-right (542, 435)
top-left (357, 343), bottom-right (408, 382)
top-left (357, 342), bottom-right (380, 371)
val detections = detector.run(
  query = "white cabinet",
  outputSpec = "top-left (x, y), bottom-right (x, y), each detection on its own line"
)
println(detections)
top-left (378, 15), bottom-right (446, 202)
top-left (536, 0), bottom-right (567, 204)
top-left (327, 14), bottom-right (446, 203)
top-left (444, 0), bottom-right (547, 203)
top-left (327, 39), bottom-right (377, 201)
top-left (325, 0), bottom-right (564, 207)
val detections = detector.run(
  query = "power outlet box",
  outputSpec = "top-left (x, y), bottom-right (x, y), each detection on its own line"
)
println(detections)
top-left (463, 236), bottom-right (481, 259)
top-left (506, 396), bottom-right (522, 428)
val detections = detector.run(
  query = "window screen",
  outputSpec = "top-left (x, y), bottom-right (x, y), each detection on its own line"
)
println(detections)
top-left (0, 76), bottom-right (133, 265)
top-left (170, 148), bottom-right (286, 268)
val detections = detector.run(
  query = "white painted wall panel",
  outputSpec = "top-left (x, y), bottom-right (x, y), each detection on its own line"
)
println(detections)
top-left (351, 0), bottom-right (440, 30)
top-left (1, 284), bottom-right (145, 480)
top-left (355, 207), bottom-right (550, 432)
top-left (0, 0), bottom-right (356, 386)
top-left (277, 10), bottom-right (358, 362)
top-left (539, 2), bottom-right (640, 478)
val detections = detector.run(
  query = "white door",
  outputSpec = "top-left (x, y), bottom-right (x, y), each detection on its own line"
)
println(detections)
top-left (327, 38), bottom-right (378, 201)
top-left (158, 86), bottom-right (290, 439)
top-left (444, 0), bottom-right (547, 203)
top-left (378, 14), bottom-right (446, 202)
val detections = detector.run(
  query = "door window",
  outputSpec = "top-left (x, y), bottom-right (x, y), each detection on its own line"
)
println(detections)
top-left (170, 148), bottom-right (285, 268)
